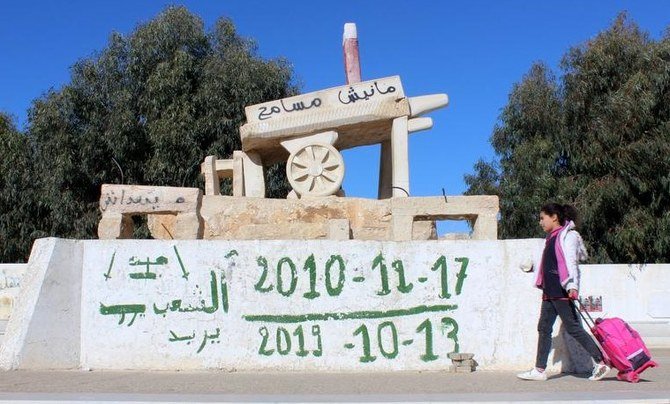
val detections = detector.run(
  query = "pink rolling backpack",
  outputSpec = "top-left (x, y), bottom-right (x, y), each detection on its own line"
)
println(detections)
top-left (576, 300), bottom-right (658, 382)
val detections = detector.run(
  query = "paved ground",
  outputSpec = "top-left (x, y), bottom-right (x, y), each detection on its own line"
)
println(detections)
top-left (0, 349), bottom-right (667, 403)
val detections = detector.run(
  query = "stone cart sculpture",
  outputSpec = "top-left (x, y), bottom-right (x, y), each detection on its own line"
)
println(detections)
top-left (201, 75), bottom-right (447, 199)
top-left (99, 23), bottom-right (499, 242)
top-left (240, 75), bottom-right (447, 199)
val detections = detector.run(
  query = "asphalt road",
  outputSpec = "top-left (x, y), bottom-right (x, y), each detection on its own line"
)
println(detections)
top-left (0, 349), bottom-right (667, 403)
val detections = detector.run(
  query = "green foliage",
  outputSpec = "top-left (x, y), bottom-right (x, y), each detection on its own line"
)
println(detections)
top-left (23, 7), bottom-right (296, 245)
top-left (464, 159), bottom-right (499, 197)
top-left (465, 14), bottom-right (670, 263)
top-left (0, 114), bottom-right (43, 262)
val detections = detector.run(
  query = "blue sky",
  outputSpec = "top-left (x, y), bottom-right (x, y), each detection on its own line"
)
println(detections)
top-left (1, 1), bottom-right (668, 232)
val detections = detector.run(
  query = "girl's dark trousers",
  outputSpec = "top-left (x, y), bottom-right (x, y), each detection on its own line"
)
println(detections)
top-left (535, 299), bottom-right (603, 369)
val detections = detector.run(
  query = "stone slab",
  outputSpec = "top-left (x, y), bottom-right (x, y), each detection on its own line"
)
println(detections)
top-left (148, 195), bottom-right (496, 242)
top-left (198, 196), bottom-right (395, 241)
top-left (163, 196), bottom-right (441, 241)
top-left (448, 352), bottom-right (475, 360)
top-left (100, 185), bottom-right (201, 215)
top-left (328, 219), bottom-right (351, 240)
top-left (98, 213), bottom-right (133, 240)
top-left (391, 196), bottom-right (499, 218)
top-left (451, 359), bottom-right (478, 367)
top-left (449, 364), bottom-right (475, 373)
top-left (243, 76), bottom-right (405, 126)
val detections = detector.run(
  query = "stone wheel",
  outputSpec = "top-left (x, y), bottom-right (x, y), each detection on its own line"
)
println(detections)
top-left (286, 143), bottom-right (345, 197)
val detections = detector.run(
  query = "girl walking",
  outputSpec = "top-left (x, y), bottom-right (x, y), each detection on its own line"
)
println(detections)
top-left (517, 203), bottom-right (610, 381)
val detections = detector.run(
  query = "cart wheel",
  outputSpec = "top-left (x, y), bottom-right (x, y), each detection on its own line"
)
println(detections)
top-left (286, 143), bottom-right (345, 197)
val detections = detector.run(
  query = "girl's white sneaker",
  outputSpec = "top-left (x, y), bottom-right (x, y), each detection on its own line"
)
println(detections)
top-left (589, 363), bottom-right (611, 381)
top-left (517, 368), bottom-right (547, 381)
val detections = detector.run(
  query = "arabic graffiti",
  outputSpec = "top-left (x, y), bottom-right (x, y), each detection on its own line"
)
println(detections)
top-left (152, 270), bottom-right (226, 316)
top-left (258, 324), bottom-right (323, 357)
top-left (169, 328), bottom-right (221, 354)
top-left (343, 317), bottom-right (458, 363)
top-left (253, 253), bottom-right (469, 300)
top-left (0, 273), bottom-right (22, 289)
top-left (128, 256), bottom-right (167, 279)
top-left (99, 303), bottom-right (146, 326)
top-left (257, 97), bottom-right (323, 121)
top-left (99, 188), bottom-right (193, 213)
top-left (243, 303), bottom-right (462, 362)
top-left (337, 81), bottom-right (397, 105)
top-left (100, 189), bottom-right (160, 212)
top-left (104, 248), bottom-right (189, 281)
top-left (93, 247), bottom-right (471, 364)
top-left (99, 248), bottom-right (231, 336)
top-left (250, 76), bottom-right (403, 122)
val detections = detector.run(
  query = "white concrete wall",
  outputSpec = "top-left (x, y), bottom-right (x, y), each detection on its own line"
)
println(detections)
top-left (1, 238), bottom-right (668, 372)
top-left (579, 263), bottom-right (670, 348)
top-left (78, 239), bottom-right (546, 371)
top-left (521, 261), bottom-right (670, 373)
top-left (0, 263), bottom-right (27, 320)
top-left (0, 239), bottom-right (82, 369)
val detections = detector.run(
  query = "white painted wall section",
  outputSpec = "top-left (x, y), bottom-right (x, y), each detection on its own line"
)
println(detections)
top-left (0, 238), bottom-right (668, 372)
top-left (0, 238), bottom-right (82, 369)
top-left (579, 263), bottom-right (670, 348)
top-left (0, 263), bottom-right (27, 320)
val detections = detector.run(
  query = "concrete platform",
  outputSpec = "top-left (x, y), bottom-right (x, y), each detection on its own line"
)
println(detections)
top-left (0, 349), bottom-right (667, 403)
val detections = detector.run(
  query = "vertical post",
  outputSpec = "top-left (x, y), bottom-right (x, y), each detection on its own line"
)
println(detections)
top-left (98, 213), bottom-right (134, 239)
top-left (242, 151), bottom-right (265, 198)
top-left (343, 22), bottom-right (400, 200)
top-left (392, 215), bottom-right (414, 241)
top-left (343, 23), bottom-right (361, 84)
top-left (202, 156), bottom-right (220, 196)
top-left (391, 116), bottom-right (410, 198)
top-left (378, 140), bottom-right (392, 199)
top-left (232, 151), bottom-right (245, 197)
top-left (472, 213), bottom-right (498, 240)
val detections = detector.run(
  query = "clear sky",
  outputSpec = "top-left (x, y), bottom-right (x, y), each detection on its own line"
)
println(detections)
top-left (1, 1), bottom-right (668, 232)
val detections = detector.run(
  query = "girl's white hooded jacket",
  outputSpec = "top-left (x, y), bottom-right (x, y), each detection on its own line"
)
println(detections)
top-left (532, 220), bottom-right (589, 293)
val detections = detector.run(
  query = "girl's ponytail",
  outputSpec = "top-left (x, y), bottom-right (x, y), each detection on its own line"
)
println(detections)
top-left (540, 203), bottom-right (579, 226)
top-left (562, 204), bottom-right (578, 225)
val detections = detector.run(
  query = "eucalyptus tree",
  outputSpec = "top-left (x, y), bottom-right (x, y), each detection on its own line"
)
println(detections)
top-left (465, 14), bottom-right (670, 262)
top-left (27, 6), bottom-right (295, 242)
top-left (0, 114), bottom-right (42, 262)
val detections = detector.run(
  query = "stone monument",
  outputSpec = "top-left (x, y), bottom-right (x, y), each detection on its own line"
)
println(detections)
top-left (98, 23), bottom-right (499, 242)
